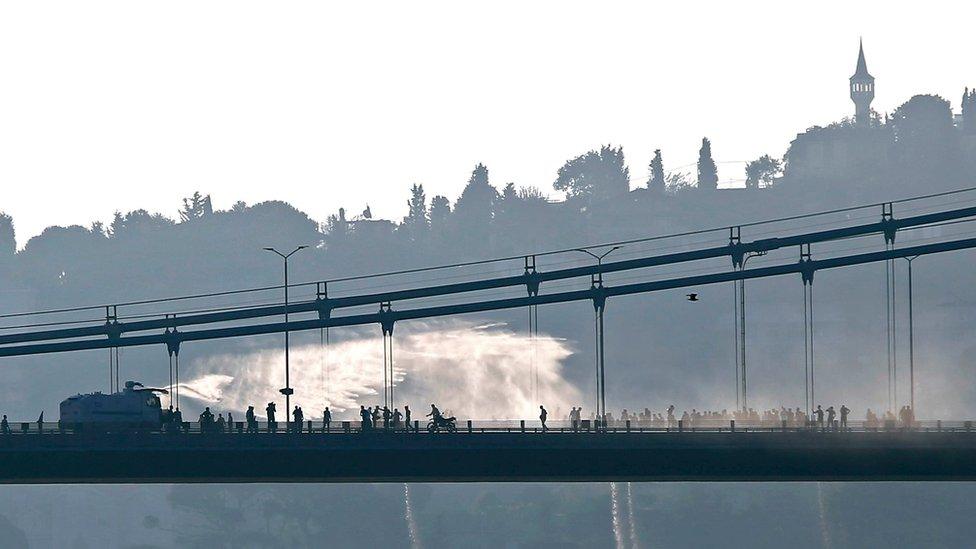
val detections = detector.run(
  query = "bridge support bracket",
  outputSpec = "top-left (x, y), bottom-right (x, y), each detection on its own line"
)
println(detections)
top-left (730, 226), bottom-right (744, 268)
top-left (800, 244), bottom-right (815, 285)
top-left (881, 203), bottom-right (897, 245)
top-left (379, 302), bottom-right (395, 336)
top-left (524, 256), bottom-right (542, 297)
top-left (316, 282), bottom-right (333, 320)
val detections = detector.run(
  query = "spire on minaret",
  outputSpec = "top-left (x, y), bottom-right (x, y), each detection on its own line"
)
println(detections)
top-left (850, 38), bottom-right (875, 126)
top-left (853, 38), bottom-right (872, 79)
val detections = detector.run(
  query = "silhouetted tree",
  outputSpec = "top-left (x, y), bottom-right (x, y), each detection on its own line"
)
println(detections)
top-left (665, 171), bottom-right (693, 195)
top-left (0, 213), bottom-right (15, 257)
top-left (697, 138), bottom-right (718, 190)
top-left (403, 183), bottom-right (429, 233)
top-left (453, 164), bottom-right (497, 237)
top-left (495, 183), bottom-right (519, 221)
top-left (647, 149), bottom-right (665, 193)
top-left (890, 94), bottom-right (959, 177)
top-left (109, 210), bottom-right (176, 238)
top-left (90, 221), bottom-right (106, 238)
top-left (179, 192), bottom-right (213, 222)
top-left (963, 87), bottom-right (976, 135)
top-left (502, 182), bottom-right (518, 202)
top-left (744, 155), bottom-right (782, 188)
top-left (429, 195), bottom-right (451, 230)
top-left (554, 145), bottom-right (630, 202)
top-left (325, 207), bottom-right (350, 246)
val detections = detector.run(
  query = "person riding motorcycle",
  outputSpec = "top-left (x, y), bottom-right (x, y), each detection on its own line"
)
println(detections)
top-left (426, 404), bottom-right (456, 431)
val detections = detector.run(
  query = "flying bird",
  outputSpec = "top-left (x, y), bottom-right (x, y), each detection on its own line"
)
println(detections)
top-left (686, 293), bottom-right (699, 302)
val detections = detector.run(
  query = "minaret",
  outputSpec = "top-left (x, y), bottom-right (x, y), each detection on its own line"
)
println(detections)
top-left (850, 39), bottom-right (875, 126)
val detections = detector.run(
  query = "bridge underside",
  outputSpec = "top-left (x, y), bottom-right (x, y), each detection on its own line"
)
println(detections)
top-left (1, 431), bottom-right (975, 483)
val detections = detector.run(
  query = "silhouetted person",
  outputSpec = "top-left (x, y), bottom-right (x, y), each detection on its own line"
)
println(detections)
top-left (899, 405), bottom-right (913, 428)
top-left (200, 407), bottom-right (215, 431)
top-left (428, 404), bottom-right (442, 421)
top-left (382, 406), bottom-right (392, 429)
top-left (293, 406), bottom-right (304, 433)
top-left (813, 405), bottom-right (824, 430)
top-left (392, 408), bottom-right (403, 428)
top-left (667, 405), bottom-right (676, 429)
top-left (227, 412), bottom-right (234, 432)
top-left (371, 406), bottom-right (381, 428)
top-left (404, 405), bottom-right (411, 428)
top-left (539, 405), bottom-right (548, 432)
top-left (266, 402), bottom-right (277, 433)
top-left (840, 405), bottom-right (850, 430)
top-left (360, 405), bottom-right (372, 431)
top-left (323, 407), bottom-right (332, 433)
top-left (216, 413), bottom-right (226, 433)
top-left (173, 408), bottom-right (183, 432)
top-left (0, 415), bottom-right (8, 435)
top-left (826, 406), bottom-right (836, 430)
top-left (246, 405), bottom-right (257, 433)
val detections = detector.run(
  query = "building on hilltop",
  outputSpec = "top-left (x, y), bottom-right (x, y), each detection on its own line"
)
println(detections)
top-left (784, 40), bottom-right (888, 185)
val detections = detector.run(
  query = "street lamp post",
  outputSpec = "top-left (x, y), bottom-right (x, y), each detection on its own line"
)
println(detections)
top-left (574, 246), bottom-right (621, 426)
top-left (264, 245), bottom-right (308, 425)
top-left (905, 255), bottom-right (919, 413)
top-left (738, 251), bottom-right (766, 411)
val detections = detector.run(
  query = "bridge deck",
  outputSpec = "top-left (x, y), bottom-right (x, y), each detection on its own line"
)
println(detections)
top-left (1, 430), bottom-right (975, 483)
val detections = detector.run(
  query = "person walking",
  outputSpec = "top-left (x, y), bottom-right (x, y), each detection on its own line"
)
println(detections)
top-left (404, 405), bottom-right (412, 430)
top-left (539, 405), bottom-right (548, 432)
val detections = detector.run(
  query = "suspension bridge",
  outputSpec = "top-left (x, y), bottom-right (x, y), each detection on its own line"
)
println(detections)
top-left (2, 189), bottom-right (976, 483)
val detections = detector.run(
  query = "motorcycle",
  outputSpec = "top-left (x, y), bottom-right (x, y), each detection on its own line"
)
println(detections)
top-left (426, 415), bottom-right (458, 433)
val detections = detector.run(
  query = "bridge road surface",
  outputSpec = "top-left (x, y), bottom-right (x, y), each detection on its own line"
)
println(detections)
top-left (2, 430), bottom-right (976, 483)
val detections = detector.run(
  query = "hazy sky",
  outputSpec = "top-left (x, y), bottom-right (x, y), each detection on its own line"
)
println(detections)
top-left (1, 1), bottom-right (972, 246)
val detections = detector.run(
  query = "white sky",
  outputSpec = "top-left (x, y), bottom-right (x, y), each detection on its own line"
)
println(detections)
top-left (1, 1), bottom-right (973, 246)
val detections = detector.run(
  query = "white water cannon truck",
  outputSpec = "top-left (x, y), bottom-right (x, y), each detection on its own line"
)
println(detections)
top-left (60, 381), bottom-right (168, 430)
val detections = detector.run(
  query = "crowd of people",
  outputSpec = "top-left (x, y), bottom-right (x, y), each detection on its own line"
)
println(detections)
top-left (573, 403), bottom-right (919, 431)
top-left (100, 401), bottom-right (922, 434)
top-left (180, 402), bottom-right (428, 433)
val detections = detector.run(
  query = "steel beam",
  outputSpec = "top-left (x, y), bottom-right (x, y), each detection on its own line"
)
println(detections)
top-left (0, 236), bottom-right (972, 358)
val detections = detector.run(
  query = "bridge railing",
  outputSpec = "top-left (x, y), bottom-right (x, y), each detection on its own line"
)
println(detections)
top-left (0, 418), bottom-right (973, 435)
